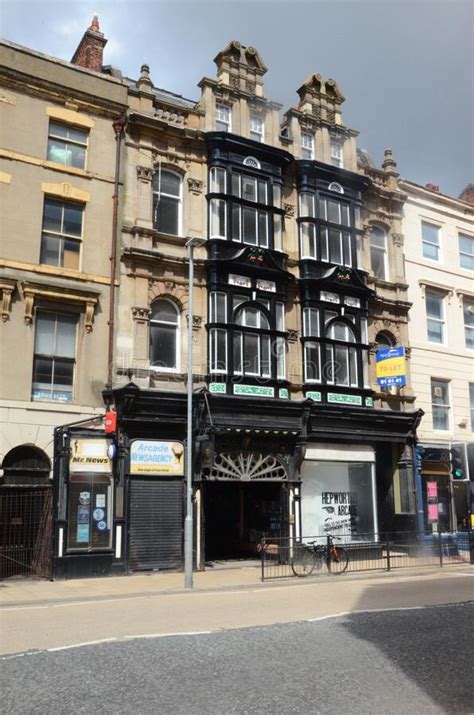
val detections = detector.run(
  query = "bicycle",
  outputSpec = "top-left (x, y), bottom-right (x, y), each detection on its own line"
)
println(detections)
top-left (291, 535), bottom-right (349, 576)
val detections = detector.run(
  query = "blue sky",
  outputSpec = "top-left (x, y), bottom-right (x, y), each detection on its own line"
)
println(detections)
top-left (2, 0), bottom-right (472, 196)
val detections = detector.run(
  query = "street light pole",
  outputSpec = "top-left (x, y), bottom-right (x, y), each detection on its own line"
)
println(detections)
top-left (184, 237), bottom-right (207, 589)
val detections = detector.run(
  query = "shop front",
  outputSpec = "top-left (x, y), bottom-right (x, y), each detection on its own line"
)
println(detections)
top-left (300, 444), bottom-right (377, 541)
top-left (53, 427), bottom-right (124, 579)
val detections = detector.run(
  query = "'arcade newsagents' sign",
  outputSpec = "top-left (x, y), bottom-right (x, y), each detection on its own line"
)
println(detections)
top-left (376, 347), bottom-right (406, 387)
top-left (130, 440), bottom-right (184, 476)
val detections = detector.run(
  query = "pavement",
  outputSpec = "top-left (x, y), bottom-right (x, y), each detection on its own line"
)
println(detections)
top-left (1, 562), bottom-right (473, 656)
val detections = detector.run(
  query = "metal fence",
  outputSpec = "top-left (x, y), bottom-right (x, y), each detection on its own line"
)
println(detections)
top-left (260, 531), bottom-right (473, 581)
top-left (0, 486), bottom-right (52, 580)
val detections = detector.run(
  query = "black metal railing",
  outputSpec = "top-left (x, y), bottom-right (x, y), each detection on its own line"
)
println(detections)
top-left (260, 531), bottom-right (473, 581)
top-left (0, 486), bottom-right (52, 580)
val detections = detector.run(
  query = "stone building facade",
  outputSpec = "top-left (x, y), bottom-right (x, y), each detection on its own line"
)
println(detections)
top-left (1, 25), bottom-right (423, 579)
top-left (401, 180), bottom-right (474, 533)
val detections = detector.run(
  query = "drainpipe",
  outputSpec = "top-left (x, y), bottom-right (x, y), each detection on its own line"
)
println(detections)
top-left (106, 116), bottom-right (126, 401)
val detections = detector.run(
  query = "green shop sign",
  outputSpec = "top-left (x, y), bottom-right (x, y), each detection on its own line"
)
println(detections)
top-left (209, 383), bottom-right (226, 394)
top-left (327, 393), bottom-right (362, 406)
top-left (233, 384), bottom-right (274, 398)
top-left (278, 388), bottom-right (289, 399)
top-left (365, 397), bottom-right (374, 407)
top-left (306, 391), bottom-right (322, 402)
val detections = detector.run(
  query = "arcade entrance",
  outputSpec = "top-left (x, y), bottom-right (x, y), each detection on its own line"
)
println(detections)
top-left (203, 481), bottom-right (287, 561)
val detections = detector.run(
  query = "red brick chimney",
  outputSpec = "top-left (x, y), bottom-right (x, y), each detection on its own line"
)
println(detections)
top-left (71, 15), bottom-right (107, 72)
top-left (425, 183), bottom-right (440, 192)
top-left (459, 183), bottom-right (474, 205)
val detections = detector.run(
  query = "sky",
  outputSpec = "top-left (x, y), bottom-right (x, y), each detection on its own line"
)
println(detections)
top-left (1, 0), bottom-right (472, 197)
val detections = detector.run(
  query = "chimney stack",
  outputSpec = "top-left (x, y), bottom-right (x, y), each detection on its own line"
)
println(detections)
top-left (425, 183), bottom-right (440, 192)
top-left (459, 183), bottom-right (474, 205)
top-left (71, 15), bottom-right (107, 72)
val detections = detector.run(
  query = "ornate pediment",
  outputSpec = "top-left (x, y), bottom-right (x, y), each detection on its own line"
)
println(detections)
top-left (211, 244), bottom-right (291, 278)
top-left (313, 266), bottom-right (375, 298)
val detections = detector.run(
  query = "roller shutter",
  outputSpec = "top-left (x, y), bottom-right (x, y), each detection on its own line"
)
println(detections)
top-left (129, 479), bottom-right (183, 571)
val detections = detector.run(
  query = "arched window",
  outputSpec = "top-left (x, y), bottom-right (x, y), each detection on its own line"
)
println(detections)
top-left (370, 227), bottom-right (388, 280)
top-left (375, 331), bottom-right (396, 350)
top-left (153, 169), bottom-right (182, 236)
top-left (233, 305), bottom-right (271, 377)
top-left (326, 320), bottom-right (358, 387)
top-left (2, 446), bottom-right (50, 485)
top-left (149, 299), bottom-right (180, 372)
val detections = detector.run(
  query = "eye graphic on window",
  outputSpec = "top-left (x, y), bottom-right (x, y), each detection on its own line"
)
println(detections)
top-left (322, 506), bottom-right (335, 514)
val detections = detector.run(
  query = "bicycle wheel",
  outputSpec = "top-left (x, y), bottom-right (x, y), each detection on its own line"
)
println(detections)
top-left (328, 546), bottom-right (349, 575)
top-left (291, 547), bottom-right (316, 577)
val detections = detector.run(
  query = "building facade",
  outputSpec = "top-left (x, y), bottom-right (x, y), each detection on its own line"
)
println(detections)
top-left (49, 40), bottom-right (423, 579)
top-left (401, 180), bottom-right (474, 534)
top-left (0, 24), bottom-right (128, 577)
top-left (1, 26), bottom-right (425, 579)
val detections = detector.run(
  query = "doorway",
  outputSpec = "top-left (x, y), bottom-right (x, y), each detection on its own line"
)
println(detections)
top-left (203, 481), bottom-right (286, 561)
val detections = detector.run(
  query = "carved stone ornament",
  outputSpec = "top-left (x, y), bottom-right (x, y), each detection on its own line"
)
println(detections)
top-left (0, 280), bottom-right (15, 322)
top-left (136, 166), bottom-right (154, 182)
top-left (132, 306), bottom-right (151, 322)
top-left (186, 314), bottom-right (203, 331)
top-left (283, 203), bottom-right (295, 217)
top-left (187, 177), bottom-right (203, 194)
top-left (84, 302), bottom-right (95, 333)
top-left (392, 233), bottom-right (404, 247)
top-left (287, 329), bottom-right (299, 343)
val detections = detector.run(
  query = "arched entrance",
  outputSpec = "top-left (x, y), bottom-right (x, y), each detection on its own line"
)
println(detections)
top-left (202, 451), bottom-right (289, 562)
top-left (0, 446), bottom-right (52, 579)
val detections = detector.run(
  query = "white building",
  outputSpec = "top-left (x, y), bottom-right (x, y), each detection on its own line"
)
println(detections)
top-left (401, 180), bottom-right (473, 532)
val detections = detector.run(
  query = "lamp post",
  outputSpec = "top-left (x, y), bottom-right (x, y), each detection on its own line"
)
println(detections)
top-left (184, 236), bottom-right (207, 589)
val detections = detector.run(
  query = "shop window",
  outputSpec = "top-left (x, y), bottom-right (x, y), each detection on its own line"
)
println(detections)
top-left (301, 131), bottom-right (314, 160)
top-left (153, 169), bottom-right (182, 236)
top-left (431, 378), bottom-right (450, 431)
top-left (463, 298), bottom-right (474, 349)
top-left (40, 198), bottom-right (82, 270)
top-left (67, 473), bottom-right (113, 551)
top-left (300, 458), bottom-right (377, 541)
top-left (459, 233), bottom-right (474, 271)
top-left (426, 291), bottom-right (445, 344)
top-left (393, 461), bottom-right (415, 514)
top-left (47, 121), bottom-right (88, 169)
top-left (422, 221), bottom-right (441, 261)
top-left (370, 227), bottom-right (389, 280)
top-left (216, 102), bottom-right (231, 132)
top-left (32, 311), bottom-right (76, 402)
top-left (149, 299), bottom-right (180, 372)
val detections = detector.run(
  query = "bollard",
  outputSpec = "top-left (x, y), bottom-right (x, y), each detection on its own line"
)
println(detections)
top-left (386, 538), bottom-right (391, 572)
top-left (470, 529), bottom-right (474, 565)
top-left (438, 531), bottom-right (443, 567)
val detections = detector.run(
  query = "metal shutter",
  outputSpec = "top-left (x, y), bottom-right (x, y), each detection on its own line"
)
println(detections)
top-left (129, 479), bottom-right (183, 571)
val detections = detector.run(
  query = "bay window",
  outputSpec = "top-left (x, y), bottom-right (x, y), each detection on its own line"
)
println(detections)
top-left (208, 290), bottom-right (287, 380)
top-left (298, 191), bottom-right (355, 266)
top-left (208, 166), bottom-right (284, 250)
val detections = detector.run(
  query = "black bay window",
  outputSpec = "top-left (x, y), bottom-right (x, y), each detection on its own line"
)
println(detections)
top-left (299, 190), bottom-right (361, 268)
top-left (208, 165), bottom-right (284, 251)
top-left (208, 286), bottom-right (286, 381)
top-left (302, 296), bottom-right (369, 390)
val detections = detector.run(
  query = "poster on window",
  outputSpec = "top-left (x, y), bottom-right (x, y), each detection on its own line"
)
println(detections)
top-left (300, 460), bottom-right (376, 542)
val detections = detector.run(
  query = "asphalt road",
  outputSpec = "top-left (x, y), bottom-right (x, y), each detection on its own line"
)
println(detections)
top-left (2, 602), bottom-right (472, 714)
